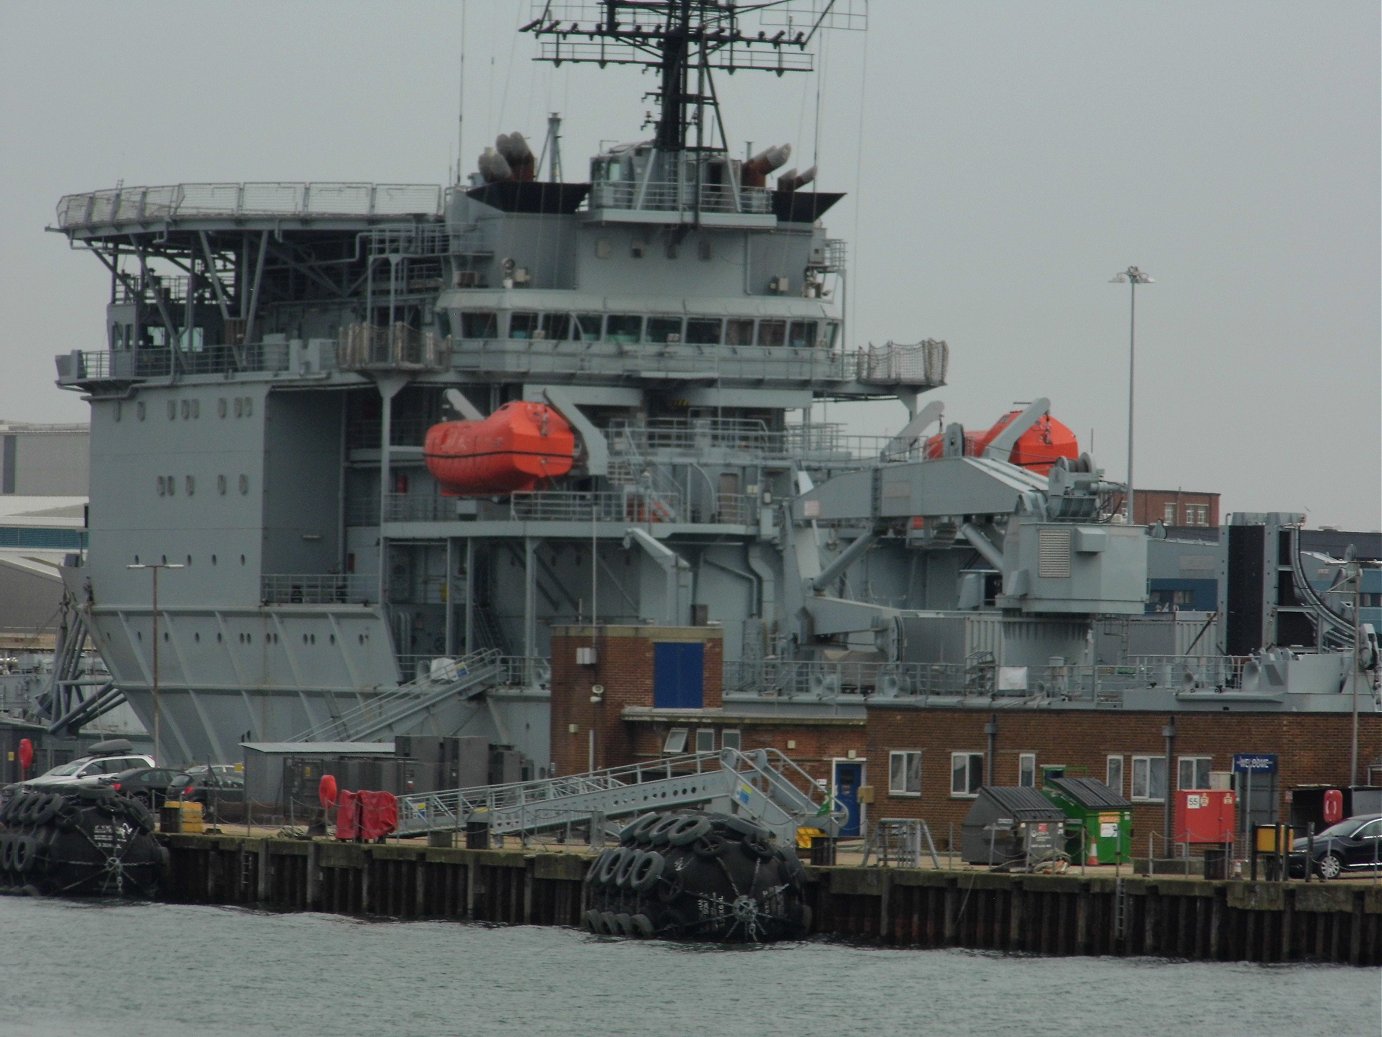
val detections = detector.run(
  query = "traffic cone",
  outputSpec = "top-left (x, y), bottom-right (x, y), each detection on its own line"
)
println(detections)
top-left (1087, 845), bottom-right (1099, 867)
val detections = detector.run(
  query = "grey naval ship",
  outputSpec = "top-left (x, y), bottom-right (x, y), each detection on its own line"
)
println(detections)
top-left (43, 1), bottom-right (1377, 773)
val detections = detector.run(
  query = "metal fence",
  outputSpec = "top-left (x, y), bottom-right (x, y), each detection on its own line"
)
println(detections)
top-left (56, 182), bottom-right (444, 229)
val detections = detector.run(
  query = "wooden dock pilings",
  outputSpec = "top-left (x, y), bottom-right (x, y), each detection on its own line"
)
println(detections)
top-left (158, 835), bottom-right (1381, 966)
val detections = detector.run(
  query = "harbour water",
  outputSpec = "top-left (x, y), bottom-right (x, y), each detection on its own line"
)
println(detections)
top-left (1, 898), bottom-right (1377, 1037)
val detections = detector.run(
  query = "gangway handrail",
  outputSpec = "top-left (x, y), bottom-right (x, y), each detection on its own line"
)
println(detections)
top-left (285, 647), bottom-right (503, 743)
top-left (392, 748), bottom-right (845, 843)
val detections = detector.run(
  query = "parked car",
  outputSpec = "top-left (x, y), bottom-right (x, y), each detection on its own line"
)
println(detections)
top-left (98, 766), bottom-right (184, 811)
top-left (1287, 813), bottom-right (1382, 879)
top-left (9, 738), bottom-right (155, 793)
top-left (167, 769), bottom-right (246, 822)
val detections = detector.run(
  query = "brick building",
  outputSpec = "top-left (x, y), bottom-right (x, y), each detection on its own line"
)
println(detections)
top-left (1124, 487), bottom-right (1221, 528)
top-left (549, 629), bottom-right (1381, 851)
top-left (864, 705), bottom-right (1382, 849)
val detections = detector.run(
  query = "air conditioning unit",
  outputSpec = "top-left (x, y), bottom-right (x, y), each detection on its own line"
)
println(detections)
top-left (768, 275), bottom-right (789, 294)
top-left (576, 646), bottom-right (598, 666)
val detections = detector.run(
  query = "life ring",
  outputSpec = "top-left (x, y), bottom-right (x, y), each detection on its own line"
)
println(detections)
top-left (628, 850), bottom-right (665, 892)
top-left (666, 816), bottom-right (712, 847)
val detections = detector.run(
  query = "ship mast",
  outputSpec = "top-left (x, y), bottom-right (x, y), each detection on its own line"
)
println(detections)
top-left (522, 0), bottom-right (863, 156)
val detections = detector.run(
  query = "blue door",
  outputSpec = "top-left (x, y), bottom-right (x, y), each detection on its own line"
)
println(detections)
top-left (833, 761), bottom-right (864, 838)
top-left (653, 642), bottom-right (704, 709)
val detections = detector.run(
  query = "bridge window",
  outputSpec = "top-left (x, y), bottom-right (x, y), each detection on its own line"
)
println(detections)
top-left (755, 320), bottom-right (786, 347)
top-left (725, 319), bottom-right (754, 346)
top-left (647, 316), bottom-right (682, 343)
top-left (788, 320), bottom-right (818, 349)
top-left (543, 313), bottom-right (571, 340)
top-left (685, 318), bottom-right (722, 345)
top-left (509, 312), bottom-right (539, 339)
top-left (606, 314), bottom-right (642, 344)
top-left (573, 313), bottom-right (603, 341)
top-left (460, 311), bottom-right (498, 339)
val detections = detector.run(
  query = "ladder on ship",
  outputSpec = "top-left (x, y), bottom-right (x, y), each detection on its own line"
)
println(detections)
top-left (861, 818), bottom-right (941, 868)
top-left (391, 748), bottom-right (847, 847)
top-left (287, 648), bottom-right (505, 743)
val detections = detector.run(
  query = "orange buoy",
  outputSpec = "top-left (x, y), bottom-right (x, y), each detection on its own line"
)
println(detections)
top-left (424, 401), bottom-right (576, 496)
top-left (318, 773), bottom-right (338, 810)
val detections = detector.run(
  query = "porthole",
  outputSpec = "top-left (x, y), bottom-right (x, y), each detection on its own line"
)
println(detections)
top-left (180, 400), bottom-right (190, 419)
top-left (114, 402), bottom-right (122, 422)
top-left (167, 475), bottom-right (175, 496)
top-left (168, 401), bottom-right (177, 420)
top-left (218, 398), bottom-right (227, 418)
top-left (160, 554), bottom-right (167, 564)
top-left (240, 554), bottom-right (245, 565)
top-left (211, 554), bottom-right (217, 565)
top-left (194, 632), bottom-right (200, 643)
top-left (156, 476), bottom-right (165, 496)
top-left (185, 475), bottom-right (195, 496)
top-left (217, 632), bottom-right (223, 643)
top-left (329, 634), bottom-right (336, 645)
top-left (137, 402), bottom-right (146, 421)
top-left (186, 555), bottom-right (192, 566)
top-left (191, 400), bottom-right (200, 419)
top-left (234, 398), bottom-right (243, 417)
top-left (136, 631), bottom-right (142, 641)
top-left (133, 555), bottom-right (140, 565)
top-left (239, 474), bottom-right (249, 495)
top-left (244, 398), bottom-right (253, 417)
top-left (218, 475), bottom-right (227, 495)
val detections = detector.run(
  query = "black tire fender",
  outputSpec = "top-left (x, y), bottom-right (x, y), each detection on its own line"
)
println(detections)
top-left (597, 847), bottom-right (626, 885)
top-left (666, 815), bottom-right (713, 847)
top-left (629, 850), bottom-right (666, 892)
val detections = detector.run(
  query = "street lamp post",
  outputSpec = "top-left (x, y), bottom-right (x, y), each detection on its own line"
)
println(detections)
top-left (1110, 266), bottom-right (1154, 524)
top-left (128, 562), bottom-right (184, 763)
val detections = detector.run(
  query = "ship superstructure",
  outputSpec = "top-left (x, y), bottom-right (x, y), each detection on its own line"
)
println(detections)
top-left (44, 1), bottom-right (1374, 770)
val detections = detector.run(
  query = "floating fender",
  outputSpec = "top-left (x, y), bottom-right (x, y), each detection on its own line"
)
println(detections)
top-left (0, 787), bottom-right (165, 898)
top-left (585, 810), bottom-right (811, 944)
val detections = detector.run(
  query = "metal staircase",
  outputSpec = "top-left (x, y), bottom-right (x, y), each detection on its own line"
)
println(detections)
top-left (287, 648), bottom-right (504, 743)
top-left (392, 747), bottom-right (847, 846)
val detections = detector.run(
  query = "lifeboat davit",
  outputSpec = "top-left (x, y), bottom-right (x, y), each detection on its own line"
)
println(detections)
top-left (925, 410), bottom-right (1079, 476)
top-left (424, 401), bottom-right (576, 495)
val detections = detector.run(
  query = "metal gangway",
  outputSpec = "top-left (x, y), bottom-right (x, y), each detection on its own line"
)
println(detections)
top-left (286, 648), bottom-right (505, 743)
top-left (392, 748), bottom-right (847, 846)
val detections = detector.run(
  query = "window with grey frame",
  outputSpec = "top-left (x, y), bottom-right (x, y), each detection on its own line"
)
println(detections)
top-left (950, 751), bottom-right (983, 797)
top-left (889, 750), bottom-right (922, 797)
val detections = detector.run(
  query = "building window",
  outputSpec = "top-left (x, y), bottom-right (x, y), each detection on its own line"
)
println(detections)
top-left (721, 729), bottom-right (741, 751)
top-left (889, 750), bottom-right (922, 796)
top-left (1185, 504), bottom-right (1208, 526)
top-left (1132, 756), bottom-right (1168, 801)
top-left (1018, 753), bottom-right (1037, 788)
top-left (1178, 756), bottom-right (1212, 790)
top-left (694, 728), bottom-right (715, 753)
top-left (663, 728), bottom-right (688, 754)
top-left (1106, 755), bottom-right (1125, 794)
top-left (950, 752), bottom-right (983, 797)
top-left (1163, 503), bottom-right (1177, 523)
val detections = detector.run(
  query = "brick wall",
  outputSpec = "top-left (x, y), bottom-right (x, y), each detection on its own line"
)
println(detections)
top-left (549, 624), bottom-right (724, 775)
top-left (865, 706), bottom-right (1382, 846)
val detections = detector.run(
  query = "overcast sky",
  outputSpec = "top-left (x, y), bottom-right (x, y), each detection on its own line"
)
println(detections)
top-left (2, 1), bottom-right (1377, 530)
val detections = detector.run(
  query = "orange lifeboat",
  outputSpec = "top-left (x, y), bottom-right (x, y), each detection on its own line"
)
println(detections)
top-left (424, 401), bottom-right (576, 496)
top-left (924, 410), bottom-right (1079, 476)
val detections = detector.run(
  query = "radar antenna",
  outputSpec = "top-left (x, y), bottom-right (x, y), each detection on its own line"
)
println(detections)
top-left (522, 1), bottom-right (866, 154)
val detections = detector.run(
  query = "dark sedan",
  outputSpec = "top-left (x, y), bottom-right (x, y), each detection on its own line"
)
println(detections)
top-left (1287, 813), bottom-right (1382, 879)
top-left (168, 770), bottom-right (246, 822)
top-left (98, 766), bottom-right (184, 811)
